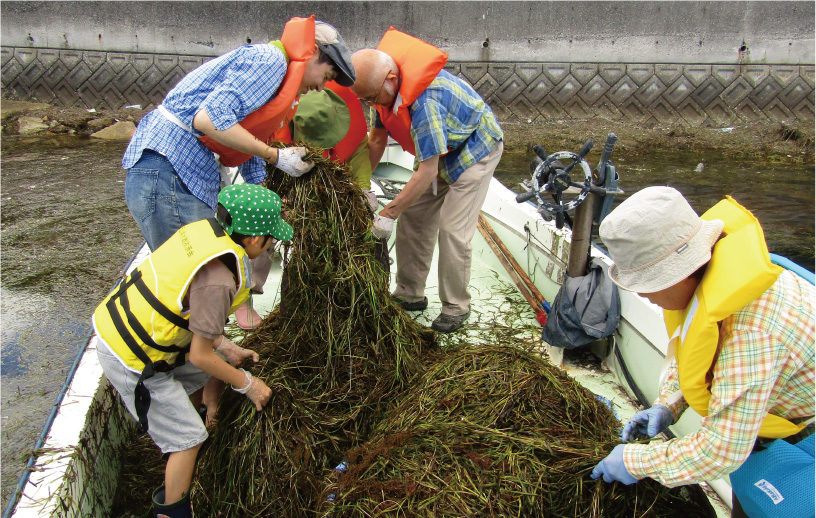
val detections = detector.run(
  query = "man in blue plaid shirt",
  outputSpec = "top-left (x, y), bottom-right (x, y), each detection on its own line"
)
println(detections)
top-left (122, 19), bottom-right (355, 252)
top-left (351, 39), bottom-right (503, 333)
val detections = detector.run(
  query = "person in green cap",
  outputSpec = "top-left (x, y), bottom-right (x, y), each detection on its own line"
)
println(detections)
top-left (291, 86), bottom-right (374, 193)
top-left (92, 183), bottom-right (292, 518)
top-left (236, 82), bottom-right (388, 329)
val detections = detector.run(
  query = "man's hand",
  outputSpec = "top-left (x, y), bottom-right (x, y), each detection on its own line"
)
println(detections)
top-left (591, 445), bottom-right (639, 485)
top-left (372, 214), bottom-right (394, 240)
top-left (275, 147), bottom-right (314, 177)
top-left (620, 404), bottom-right (674, 442)
top-left (214, 336), bottom-right (259, 366)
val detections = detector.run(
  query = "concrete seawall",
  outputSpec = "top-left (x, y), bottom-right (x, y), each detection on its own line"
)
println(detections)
top-left (2, 1), bottom-right (814, 125)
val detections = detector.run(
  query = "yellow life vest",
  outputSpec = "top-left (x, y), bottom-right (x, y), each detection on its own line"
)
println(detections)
top-left (662, 196), bottom-right (804, 439)
top-left (93, 218), bottom-right (251, 374)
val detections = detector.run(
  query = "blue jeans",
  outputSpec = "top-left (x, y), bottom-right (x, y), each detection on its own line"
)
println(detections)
top-left (124, 150), bottom-right (215, 251)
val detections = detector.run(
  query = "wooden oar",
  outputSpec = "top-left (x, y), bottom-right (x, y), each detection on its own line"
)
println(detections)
top-left (477, 214), bottom-right (548, 325)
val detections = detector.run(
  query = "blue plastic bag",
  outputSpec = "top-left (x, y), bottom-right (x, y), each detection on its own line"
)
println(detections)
top-left (730, 434), bottom-right (815, 518)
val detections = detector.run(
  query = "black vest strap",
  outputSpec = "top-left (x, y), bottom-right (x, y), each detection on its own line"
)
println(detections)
top-left (129, 270), bottom-right (190, 330)
top-left (105, 269), bottom-right (192, 435)
top-left (208, 217), bottom-right (226, 237)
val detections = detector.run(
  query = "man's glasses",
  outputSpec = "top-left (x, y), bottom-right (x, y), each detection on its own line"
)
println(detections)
top-left (357, 73), bottom-right (389, 105)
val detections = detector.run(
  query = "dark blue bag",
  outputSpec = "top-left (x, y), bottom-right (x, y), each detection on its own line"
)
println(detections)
top-left (729, 434), bottom-right (814, 518)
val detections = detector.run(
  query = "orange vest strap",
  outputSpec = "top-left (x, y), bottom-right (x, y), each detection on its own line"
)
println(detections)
top-left (199, 16), bottom-right (316, 167)
top-left (325, 82), bottom-right (368, 163)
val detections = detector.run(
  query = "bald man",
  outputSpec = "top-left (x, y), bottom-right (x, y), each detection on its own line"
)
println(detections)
top-left (351, 29), bottom-right (503, 333)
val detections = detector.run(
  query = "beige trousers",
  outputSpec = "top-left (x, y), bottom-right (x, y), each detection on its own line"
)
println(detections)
top-left (393, 141), bottom-right (504, 316)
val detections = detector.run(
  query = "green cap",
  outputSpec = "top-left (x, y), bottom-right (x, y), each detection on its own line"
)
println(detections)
top-left (292, 89), bottom-right (350, 149)
top-left (216, 184), bottom-right (293, 241)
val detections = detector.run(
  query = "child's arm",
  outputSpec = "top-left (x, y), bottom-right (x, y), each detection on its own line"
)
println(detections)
top-left (214, 336), bottom-right (259, 365)
top-left (188, 333), bottom-right (272, 410)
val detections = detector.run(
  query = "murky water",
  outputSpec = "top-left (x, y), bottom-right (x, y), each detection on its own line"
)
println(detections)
top-left (1, 136), bottom-right (142, 508)
top-left (0, 134), bottom-right (812, 509)
top-left (494, 146), bottom-right (815, 270)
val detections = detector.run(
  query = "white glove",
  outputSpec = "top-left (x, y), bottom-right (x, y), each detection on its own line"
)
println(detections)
top-left (372, 214), bottom-right (394, 240)
top-left (363, 190), bottom-right (379, 212)
top-left (275, 147), bottom-right (314, 177)
top-left (214, 336), bottom-right (259, 366)
top-left (231, 368), bottom-right (272, 411)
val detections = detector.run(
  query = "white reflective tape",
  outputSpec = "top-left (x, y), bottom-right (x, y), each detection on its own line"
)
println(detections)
top-left (681, 295), bottom-right (699, 343)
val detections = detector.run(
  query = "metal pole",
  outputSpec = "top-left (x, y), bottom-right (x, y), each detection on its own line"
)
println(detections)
top-left (567, 193), bottom-right (595, 278)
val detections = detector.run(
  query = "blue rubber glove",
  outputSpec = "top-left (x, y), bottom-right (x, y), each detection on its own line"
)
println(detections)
top-left (620, 404), bottom-right (674, 442)
top-left (591, 444), bottom-right (639, 485)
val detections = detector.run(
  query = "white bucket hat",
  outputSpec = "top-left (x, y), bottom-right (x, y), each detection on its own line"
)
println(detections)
top-left (599, 186), bottom-right (724, 293)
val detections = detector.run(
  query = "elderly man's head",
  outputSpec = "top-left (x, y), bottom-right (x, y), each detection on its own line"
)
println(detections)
top-left (599, 186), bottom-right (724, 310)
top-left (350, 49), bottom-right (399, 106)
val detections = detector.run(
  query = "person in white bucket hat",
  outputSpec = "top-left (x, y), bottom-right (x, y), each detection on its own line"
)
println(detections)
top-left (591, 187), bottom-right (814, 518)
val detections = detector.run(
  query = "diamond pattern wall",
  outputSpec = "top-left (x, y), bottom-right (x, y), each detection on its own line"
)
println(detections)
top-left (1, 46), bottom-right (813, 125)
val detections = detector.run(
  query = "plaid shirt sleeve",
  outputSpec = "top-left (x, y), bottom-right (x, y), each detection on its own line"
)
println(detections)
top-left (239, 156), bottom-right (268, 185)
top-left (623, 270), bottom-right (815, 486)
top-left (657, 358), bottom-right (689, 421)
top-left (408, 71), bottom-right (502, 183)
top-left (197, 47), bottom-right (286, 130)
top-left (123, 44), bottom-right (286, 208)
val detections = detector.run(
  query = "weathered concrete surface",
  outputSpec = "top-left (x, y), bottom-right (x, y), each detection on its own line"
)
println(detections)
top-left (2, 1), bottom-right (813, 64)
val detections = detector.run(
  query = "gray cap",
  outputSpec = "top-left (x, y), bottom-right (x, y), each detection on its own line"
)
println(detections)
top-left (314, 21), bottom-right (355, 87)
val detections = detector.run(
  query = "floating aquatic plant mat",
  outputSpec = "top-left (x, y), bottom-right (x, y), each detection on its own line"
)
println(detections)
top-left (109, 150), bottom-right (712, 517)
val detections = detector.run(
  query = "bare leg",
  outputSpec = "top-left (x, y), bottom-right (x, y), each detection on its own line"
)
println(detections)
top-left (164, 443), bottom-right (202, 503)
top-left (201, 378), bottom-right (224, 428)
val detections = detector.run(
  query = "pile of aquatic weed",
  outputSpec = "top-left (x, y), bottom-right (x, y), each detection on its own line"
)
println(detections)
top-left (190, 148), bottom-right (437, 516)
top-left (322, 343), bottom-right (715, 518)
top-left (111, 147), bottom-right (713, 517)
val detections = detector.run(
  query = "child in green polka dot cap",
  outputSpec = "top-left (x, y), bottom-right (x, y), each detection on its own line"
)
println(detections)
top-left (216, 184), bottom-right (293, 241)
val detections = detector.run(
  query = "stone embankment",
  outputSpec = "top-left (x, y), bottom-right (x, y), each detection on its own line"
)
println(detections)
top-left (1, 100), bottom-right (813, 165)
top-left (1, 100), bottom-right (145, 140)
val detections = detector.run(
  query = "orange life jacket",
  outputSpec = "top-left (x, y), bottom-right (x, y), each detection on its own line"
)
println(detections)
top-left (374, 28), bottom-right (448, 156)
top-left (198, 16), bottom-right (315, 167)
top-left (273, 81), bottom-right (368, 163)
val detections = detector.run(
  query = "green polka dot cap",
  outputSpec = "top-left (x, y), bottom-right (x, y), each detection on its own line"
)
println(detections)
top-left (217, 184), bottom-right (293, 241)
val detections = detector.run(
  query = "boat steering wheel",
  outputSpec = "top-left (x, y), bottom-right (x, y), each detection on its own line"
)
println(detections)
top-left (531, 150), bottom-right (593, 215)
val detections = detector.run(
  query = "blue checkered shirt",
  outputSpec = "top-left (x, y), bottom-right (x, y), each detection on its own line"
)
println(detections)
top-left (410, 70), bottom-right (503, 183)
top-left (123, 43), bottom-right (287, 209)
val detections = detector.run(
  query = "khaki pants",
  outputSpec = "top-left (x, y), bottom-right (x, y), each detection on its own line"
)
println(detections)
top-left (393, 141), bottom-right (504, 316)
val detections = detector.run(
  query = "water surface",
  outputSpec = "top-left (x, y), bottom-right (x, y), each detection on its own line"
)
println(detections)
top-left (494, 146), bottom-right (815, 270)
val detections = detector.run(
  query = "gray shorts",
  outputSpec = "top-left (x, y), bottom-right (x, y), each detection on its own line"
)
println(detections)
top-left (96, 343), bottom-right (210, 453)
